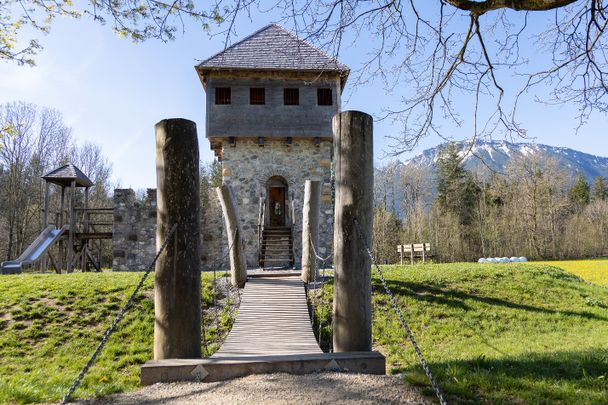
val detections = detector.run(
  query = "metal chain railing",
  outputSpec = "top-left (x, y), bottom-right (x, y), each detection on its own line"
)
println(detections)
top-left (202, 231), bottom-right (241, 354)
top-left (60, 223), bottom-right (178, 404)
top-left (353, 219), bottom-right (448, 405)
top-left (305, 234), bottom-right (333, 352)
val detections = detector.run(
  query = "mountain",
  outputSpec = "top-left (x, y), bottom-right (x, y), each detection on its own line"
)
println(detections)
top-left (402, 140), bottom-right (608, 182)
top-left (375, 140), bottom-right (608, 217)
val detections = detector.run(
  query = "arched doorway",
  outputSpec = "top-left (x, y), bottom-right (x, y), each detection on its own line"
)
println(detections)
top-left (267, 176), bottom-right (288, 227)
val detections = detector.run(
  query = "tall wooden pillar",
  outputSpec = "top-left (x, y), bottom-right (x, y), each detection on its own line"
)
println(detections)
top-left (332, 111), bottom-right (374, 352)
top-left (301, 180), bottom-right (321, 283)
top-left (154, 118), bottom-right (202, 360)
top-left (216, 184), bottom-right (247, 288)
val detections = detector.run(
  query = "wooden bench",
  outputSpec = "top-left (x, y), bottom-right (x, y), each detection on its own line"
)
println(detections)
top-left (397, 243), bottom-right (431, 264)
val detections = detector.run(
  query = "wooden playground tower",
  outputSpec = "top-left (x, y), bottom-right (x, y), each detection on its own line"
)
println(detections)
top-left (40, 163), bottom-right (113, 273)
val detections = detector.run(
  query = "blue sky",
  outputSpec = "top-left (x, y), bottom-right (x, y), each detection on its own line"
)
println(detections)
top-left (0, 9), bottom-right (606, 189)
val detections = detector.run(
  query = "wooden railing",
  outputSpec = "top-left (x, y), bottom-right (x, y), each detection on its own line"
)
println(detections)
top-left (258, 197), bottom-right (265, 266)
top-left (287, 198), bottom-right (296, 268)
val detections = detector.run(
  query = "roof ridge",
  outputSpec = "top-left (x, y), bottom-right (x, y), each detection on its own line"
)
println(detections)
top-left (273, 24), bottom-right (348, 72)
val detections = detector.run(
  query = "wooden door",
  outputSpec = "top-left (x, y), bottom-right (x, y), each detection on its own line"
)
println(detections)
top-left (268, 186), bottom-right (286, 226)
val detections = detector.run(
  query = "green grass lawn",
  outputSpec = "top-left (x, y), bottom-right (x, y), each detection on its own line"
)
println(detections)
top-left (0, 272), bottom-right (234, 404)
top-left (2, 263), bottom-right (607, 404)
top-left (531, 259), bottom-right (608, 287)
top-left (312, 263), bottom-right (608, 404)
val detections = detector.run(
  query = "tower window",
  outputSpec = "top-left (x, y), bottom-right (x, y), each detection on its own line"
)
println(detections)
top-left (317, 88), bottom-right (333, 106)
top-left (215, 87), bottom-right (231, 104)
top-left (250, 88), bottom-right (265, 105)
top-left (284, 88), bottom-right (299, 105)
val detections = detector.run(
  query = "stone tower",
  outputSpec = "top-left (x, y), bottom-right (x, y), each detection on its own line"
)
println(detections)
top-left (195, 24), bottom-right (349, 268)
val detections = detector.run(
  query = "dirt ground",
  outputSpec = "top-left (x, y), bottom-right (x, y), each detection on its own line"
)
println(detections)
top-left (79, 372), bottom-right (429, 405)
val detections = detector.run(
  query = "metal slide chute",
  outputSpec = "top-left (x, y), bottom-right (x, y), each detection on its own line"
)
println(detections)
top-left (0, 225), bottom-right (69, 274)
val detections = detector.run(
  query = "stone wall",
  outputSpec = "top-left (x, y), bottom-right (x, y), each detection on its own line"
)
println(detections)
top-left (112, 189), bottom-right (157, 271)
top-left (221, 137), bottom-right (334, 268)
top-left (111, 142), bottom-right (334, 272)
top-left (201, 188), bottom-right (227, 269)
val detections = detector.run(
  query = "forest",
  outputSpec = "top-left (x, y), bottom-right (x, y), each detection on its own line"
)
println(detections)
top-left (373, 143), bottom-right (608, 264)
top-left (2, 101), bottom-right (607, 267)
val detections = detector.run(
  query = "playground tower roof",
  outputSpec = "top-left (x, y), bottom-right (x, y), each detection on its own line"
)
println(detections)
top-left (42, 163), bottom-right (94, 187)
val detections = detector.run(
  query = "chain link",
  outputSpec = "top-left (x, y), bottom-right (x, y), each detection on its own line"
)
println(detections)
top-left (60, 223), bottom-right (178, 404)
top-left (202, 230), bottom-right (241, 351)
top-left (305, 234), bottom-right (333, 352)
top-left (353, 219), bottom-right (448, 405)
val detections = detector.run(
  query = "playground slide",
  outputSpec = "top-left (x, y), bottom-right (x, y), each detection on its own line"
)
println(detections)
top-left (0, 225), bottom-right (68, 274)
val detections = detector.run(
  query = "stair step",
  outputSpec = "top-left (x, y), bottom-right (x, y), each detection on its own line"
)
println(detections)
top-left (260, 226), bottom-right (294, 267)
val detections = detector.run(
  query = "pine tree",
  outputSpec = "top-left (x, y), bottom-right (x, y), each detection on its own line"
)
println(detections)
top-left (570, 172), bottom-right (590, 207)
top-left (436, 143), bottom-right (479, 226)
top-left (591, 176), bottom-right (607, 201)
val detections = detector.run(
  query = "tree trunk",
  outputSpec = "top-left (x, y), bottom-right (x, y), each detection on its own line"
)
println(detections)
top-left (216, 184), bottom-right (247, 288)
top-left (154, 118), bottom-right (202, 360)
top-left (301, 180), bottom-right (321, 283)
top-left (332, 111), bottom-right (374, 353)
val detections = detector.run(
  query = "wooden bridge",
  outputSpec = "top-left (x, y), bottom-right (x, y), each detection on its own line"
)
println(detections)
top-left (141, 274), bottom-right (385, 384)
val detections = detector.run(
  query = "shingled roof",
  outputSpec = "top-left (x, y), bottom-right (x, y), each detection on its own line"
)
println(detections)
top-left (42, 163), bottom-right (93, 187)
top-left (196, 24), bottom-right (349, 77)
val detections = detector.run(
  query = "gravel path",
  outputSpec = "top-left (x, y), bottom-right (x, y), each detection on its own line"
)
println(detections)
top-left (79, 372), bottom-right (429, 404)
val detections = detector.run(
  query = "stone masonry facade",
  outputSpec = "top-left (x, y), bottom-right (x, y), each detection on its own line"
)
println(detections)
top-left (200, 187), bottom-right (227, 269)
top-left (112, 187), bottom-right (230, 271)
top-left (221, 137), bottom-right (334, 268)
top-left (112, 189), bottom-right (157, 271)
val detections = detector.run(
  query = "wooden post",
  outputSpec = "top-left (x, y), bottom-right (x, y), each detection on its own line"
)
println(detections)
top-left (57, 186), bottom-right (66, 272)
top-left (216, 184), bottom-right (247, 288)
top-left (59, 186), bottom-right (65, 227)
top-left (43, 182), bottom-right (50, 228)
top-left (154, 118), bottom-right (201, 360)
top-left (399, 245), bottom-right (403, 265)
top-left (301, 180), bottom-right (321, 283)
top-left (332, 111), bottom-right (373, 352)
top-left (82, 187), bottom-right (89, 271)
top-left (422, 243), bottom-right (426, 263)
top-left (66, 180), bottom-right (76, 273)
top-left (410, 243), bottom-right (414, 265)
top-left (41, 182), bottom-right (50, 273)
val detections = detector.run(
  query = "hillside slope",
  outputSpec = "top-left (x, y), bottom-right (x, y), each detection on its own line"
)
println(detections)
top-left (313, 262), bottom-right (608, 404)
top-left (0, 272), bottom-right (234, 403)
top-left (1, 264), bottom-right (607, 404)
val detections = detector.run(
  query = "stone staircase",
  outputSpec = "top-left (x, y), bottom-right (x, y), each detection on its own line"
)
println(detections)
top-left (259, 226), bottom-right (294, 269)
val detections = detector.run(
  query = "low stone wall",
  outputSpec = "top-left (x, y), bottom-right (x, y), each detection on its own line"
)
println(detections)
top-left (112, 188), bottom-right (227, 272)
top-left (111, 175), bottom-right (332, 271)
top-left (112, 189), bottom-right (157, 271)
top-left (201, 189), bottom-right (227, 269)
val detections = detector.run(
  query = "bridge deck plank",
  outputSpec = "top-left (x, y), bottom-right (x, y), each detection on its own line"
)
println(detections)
top-left (212, 276), bottom-right (322, 358)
